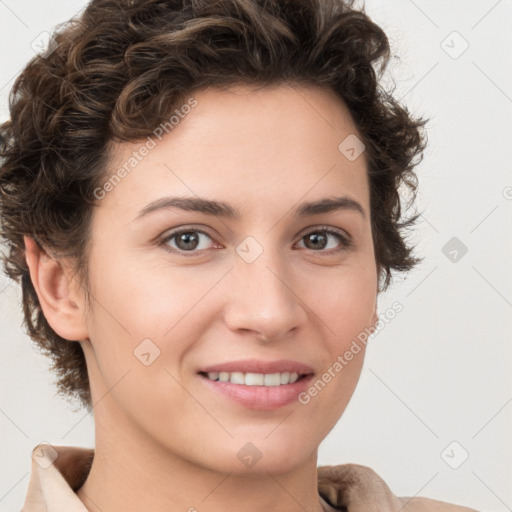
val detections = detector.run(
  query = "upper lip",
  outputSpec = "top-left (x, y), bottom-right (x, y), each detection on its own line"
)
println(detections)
top-left (199, 359), bottom-right (314, 375)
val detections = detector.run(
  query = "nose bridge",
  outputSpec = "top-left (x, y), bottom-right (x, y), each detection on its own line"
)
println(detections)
top-left (224, 235), bottom-right (306, 339)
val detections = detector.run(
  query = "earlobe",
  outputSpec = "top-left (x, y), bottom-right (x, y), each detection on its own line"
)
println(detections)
top-left (23, 235), bottom-right (89, 341)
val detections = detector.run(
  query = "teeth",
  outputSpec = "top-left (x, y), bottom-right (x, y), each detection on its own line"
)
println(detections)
top-left (264, 373), bottom-right (280, 386)
top-left (206, 371), bottom-right (301, 386)
top-left (245, 373), bottom-right (264, 385)
top-left (230, 372), bottom-right (245, 384)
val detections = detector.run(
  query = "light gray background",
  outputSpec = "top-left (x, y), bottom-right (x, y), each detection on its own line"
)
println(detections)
top-left (1, 1), bottom-right (511, 511)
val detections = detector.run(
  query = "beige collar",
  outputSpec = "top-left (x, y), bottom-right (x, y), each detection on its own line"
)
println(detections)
top-left (22, 443), bottom-right (477, 512)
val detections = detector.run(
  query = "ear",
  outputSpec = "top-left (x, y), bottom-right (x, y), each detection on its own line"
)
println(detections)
top-left (23, 235), bottom-right (89, 341)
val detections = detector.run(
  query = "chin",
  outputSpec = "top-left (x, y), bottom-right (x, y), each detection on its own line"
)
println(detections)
top-left (203, 437), bottom-right (316, 477)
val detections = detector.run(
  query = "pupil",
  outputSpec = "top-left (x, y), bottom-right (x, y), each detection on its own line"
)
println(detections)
top-left (306, 232), bottom-right (326, 250)
top-left (178, 232), bottom-right (199, 250)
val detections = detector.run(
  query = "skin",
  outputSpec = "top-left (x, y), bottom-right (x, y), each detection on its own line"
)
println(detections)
top-left (24, 83), bottom-right (379, 512)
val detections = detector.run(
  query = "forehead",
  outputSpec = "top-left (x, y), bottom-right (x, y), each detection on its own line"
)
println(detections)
top-left (178, 83), bottom-right (361, 149)
top-left (99, 83), bottom-right (369, 222)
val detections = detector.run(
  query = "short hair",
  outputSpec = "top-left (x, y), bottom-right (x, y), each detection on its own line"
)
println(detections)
top-left (0, 0), bottom-right (428, 411)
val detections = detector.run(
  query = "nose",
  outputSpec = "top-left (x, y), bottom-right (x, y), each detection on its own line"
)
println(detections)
top-left (222, 245), bottom-right (308, 342)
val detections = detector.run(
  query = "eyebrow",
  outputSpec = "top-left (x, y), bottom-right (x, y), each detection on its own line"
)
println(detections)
top-left (134, 195), bottom-right (366, 222)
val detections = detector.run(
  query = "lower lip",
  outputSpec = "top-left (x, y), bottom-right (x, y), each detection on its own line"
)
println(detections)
top-left (198, 373), bottom-right (314, 410)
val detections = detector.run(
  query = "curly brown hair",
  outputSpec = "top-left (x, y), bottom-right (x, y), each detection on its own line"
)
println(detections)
top-left (0, 0), bottom-right (428, 412)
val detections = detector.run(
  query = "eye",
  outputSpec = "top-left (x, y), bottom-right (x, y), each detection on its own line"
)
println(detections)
top-left (296, 227), bottom-right (352, 253)
top-left (160, 228), bottom-right (217, 255)
top-left (159, 225), bottom-right (352, 257)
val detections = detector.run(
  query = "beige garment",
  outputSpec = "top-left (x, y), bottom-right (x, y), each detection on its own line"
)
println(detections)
top-left (21, 443), bottom-right (478, 512)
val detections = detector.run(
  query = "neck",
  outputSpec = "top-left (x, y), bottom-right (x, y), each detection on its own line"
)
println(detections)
top-left (76, 410), bottom-right (330, 512)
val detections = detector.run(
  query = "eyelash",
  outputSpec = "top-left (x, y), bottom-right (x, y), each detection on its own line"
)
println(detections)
top-left (159, 225), bottom-right (352, 257)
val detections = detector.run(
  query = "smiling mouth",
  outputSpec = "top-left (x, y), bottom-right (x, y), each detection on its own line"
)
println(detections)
top-left (199, 371), bottom-right (311, 386)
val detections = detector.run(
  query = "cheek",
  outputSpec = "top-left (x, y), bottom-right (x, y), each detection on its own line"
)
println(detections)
top-left (303, 254), bottom-right (378, 336)
top-left (84, 249), bottom-right (230, 386)
top-left (83, 254), bottom-right (208, 433)
top-left (325, 268), bottom-right (376, 373)
top-left (295, 259), bottom-right (376, 417)
top-left (90, 246), bottom-right (217, 337)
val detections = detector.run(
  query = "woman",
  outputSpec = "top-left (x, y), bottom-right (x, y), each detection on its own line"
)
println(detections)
top-left (0, 0), bottom-right (478, 510)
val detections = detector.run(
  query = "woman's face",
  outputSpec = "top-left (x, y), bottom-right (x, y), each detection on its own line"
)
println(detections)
top-left (80, 84), bottom-right (378, 474)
